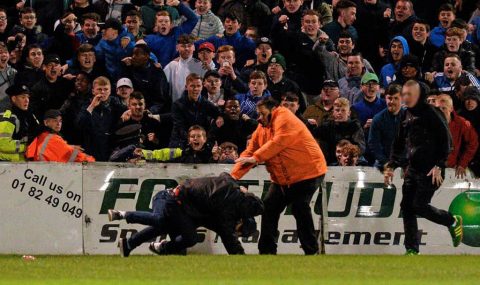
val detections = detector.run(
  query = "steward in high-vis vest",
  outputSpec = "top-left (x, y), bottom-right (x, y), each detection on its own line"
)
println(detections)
top-left (26, 109), bottom-right (95, 162)
top-left (0, 84), bottom-right (39, 161)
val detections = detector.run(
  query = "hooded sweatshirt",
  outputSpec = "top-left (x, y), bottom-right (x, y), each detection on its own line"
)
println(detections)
top-left (380, 36), bottom-right (410, 88)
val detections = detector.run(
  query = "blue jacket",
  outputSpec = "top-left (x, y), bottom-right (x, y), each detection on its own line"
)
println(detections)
top-left (434, 71), bottom-right (480, 93)
top-left (351, 95), bottom-right (386, 127)
top-left (95, 28), bottom-right (135, 81)
top-left (430, 25), bottom-right (446, 48)
top-left (368, 108), bottom-right (404, 167)
top-left (380, 36), bottom-right (410, 88)
top-left (144, 3), bottom-right (198, 68)
top-left (197, 31), bottom-right (256, 69)
top-left (235, 90), bottom-right (271, 119)
top-left (76, 31), bottom-right (102, 46)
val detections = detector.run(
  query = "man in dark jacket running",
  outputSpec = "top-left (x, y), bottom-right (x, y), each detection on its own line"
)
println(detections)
top-left (383, 80), bottom-right (463, 255)
top-left (108, 172), bottom-right (263, 256)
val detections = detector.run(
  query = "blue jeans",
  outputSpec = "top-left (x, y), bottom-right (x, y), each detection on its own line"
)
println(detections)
top-left (125, 191), bottom-right (197, 254)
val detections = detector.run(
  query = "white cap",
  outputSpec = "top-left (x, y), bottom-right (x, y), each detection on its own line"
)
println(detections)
top-left (116, 78), bottom-right (133, 88)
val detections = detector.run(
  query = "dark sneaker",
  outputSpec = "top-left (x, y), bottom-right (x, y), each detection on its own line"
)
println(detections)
top-left (108, 209), bottom-right (122, 221)
top-left (405, 249), bottom-right (419, 256)
top-left (449, 215), bottom-right (463, 247)
top-left (149, 240), bottom-right (167, 255)
top-left (118, 238), bottom-right (131, 257)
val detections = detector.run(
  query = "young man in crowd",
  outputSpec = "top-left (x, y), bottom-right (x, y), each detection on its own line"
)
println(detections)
top-left (115, 77), bottom-right (134, 106)
top-left (431, 27), bottom-right (476, 74)
top-left (388, 0), bottom-right (416, 40)
top-left (124, 10), bottom-right (145, 42)
top-left (303, 79), bottom-right (340, 126)
top-left (352, 72), bottom-right (386, 132)
top-left (338, 52), bottom-right (367, 104)
top-left (380, 35), bottom-right (410, 88)
top-left (408, 19), bottom-right (437, 72)
top-left (197, 42), bottom-right (216, 71)
top-left (191, 0), bottom-right (224, 40)
top-left (201, 70), bottom-right (224, 106)
top-left (26, 109), bottom-right (94, 162)
top-left (430, 4), bottom-right (456, 48)
top-left (65, 43), bottom-right (105, 81)
top-left (235, 71), bottom-right (271, 119)
top-left (76, 13), bottom-right (102, 46)
top-left (140, 0), bottom-right (180, 34)
top-left (0, 42), bottom-right (16, 111)
top-left (240, 37), bottom-right (273, 82)
top-left (216, 45), bottom-right (248, 98)
top-left (323, 0), bottom-right (358, 44)
top-left (10, 7), bottom-right (47, 46)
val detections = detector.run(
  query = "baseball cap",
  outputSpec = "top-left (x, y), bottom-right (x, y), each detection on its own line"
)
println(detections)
top-left (5, 84), bottom-right (31, 97)
top-left (44, 54), bottom-right (61, 65)
top-left (268, 53), bottom-right (286, 70)
top-left (256, 37), bottom-right (272, 48)
top-left (323, 79), bottom-right (339, 88)
top-left (198, 42), bottom-right (215, 52)
top-left (400, 54), bottom-right (420, 70)
top-left (116, 78), bottom-right (133, 88)
top-left (361, 72), bottom-right (380, 85)
top-left (44, 109), bottom-right (62, 119)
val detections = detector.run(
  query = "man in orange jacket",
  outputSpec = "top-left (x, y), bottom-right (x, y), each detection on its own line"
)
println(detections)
top-left (26, 109), bottom-right (95, 162)
top-left (231, 98), bottom-right (327, 255)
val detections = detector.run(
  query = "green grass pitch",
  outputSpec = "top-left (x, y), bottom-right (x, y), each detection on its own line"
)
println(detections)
top-left (1, 255), bottom-right (479, 285)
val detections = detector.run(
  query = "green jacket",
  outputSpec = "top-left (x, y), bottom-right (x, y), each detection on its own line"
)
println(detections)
top-left (0, 110), bottom-right (27, 162)
top-left (140, 2), bottom-right (180, 33)
top-left (142, 148), bottom-right (183, 161)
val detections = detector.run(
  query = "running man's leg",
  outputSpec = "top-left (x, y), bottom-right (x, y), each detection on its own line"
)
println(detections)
top-left (400, 172), bottom-right (420, 253)
top-left (258, 183), bottom-right (288, 255)
top-left (289, 176), bottom-right (323, 255)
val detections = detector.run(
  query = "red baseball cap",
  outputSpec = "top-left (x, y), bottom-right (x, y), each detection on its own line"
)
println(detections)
top-left (198, 42), bottom-right (215, 52)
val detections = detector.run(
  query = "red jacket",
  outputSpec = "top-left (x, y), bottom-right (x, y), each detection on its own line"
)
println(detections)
top-left (447, 113), bottom-right (478, 168)
top-left (26, 131), bottom-right (95, 163)
top-left (231, 107), bottom-right (327, 185)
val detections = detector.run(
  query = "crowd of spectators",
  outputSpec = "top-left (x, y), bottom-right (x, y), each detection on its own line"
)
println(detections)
top-left (0, 0), bottom-right (480, 177)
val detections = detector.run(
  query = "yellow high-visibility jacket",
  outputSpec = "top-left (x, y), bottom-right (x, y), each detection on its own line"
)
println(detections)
top-left (0, 110), bottom-right (27, 162)
top-left (142, 148), bottom-right (183, 161)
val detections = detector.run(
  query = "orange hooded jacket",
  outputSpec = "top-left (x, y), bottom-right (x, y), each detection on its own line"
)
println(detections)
top-left (26, 131), bottom-right (95, 163)
top-left (231, 107), bottom-right (327, 185)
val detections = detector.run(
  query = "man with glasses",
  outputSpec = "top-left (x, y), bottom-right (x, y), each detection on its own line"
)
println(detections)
top-left (10, 7), bottom-right (47, 46)
top-left (0, 8), bottom-right (9, 43)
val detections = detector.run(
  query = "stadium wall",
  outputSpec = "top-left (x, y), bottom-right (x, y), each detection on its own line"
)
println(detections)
top-left (1, 162), bottom-right (479, 255)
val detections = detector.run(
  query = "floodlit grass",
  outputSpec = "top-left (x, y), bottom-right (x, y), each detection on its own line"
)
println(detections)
top-left (0, 255), bottom-right (479, 285)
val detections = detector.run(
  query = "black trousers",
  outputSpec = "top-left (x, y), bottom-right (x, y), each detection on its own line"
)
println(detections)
top-left (400, 170), bottom-right (455, 252)
top-left (258, 175), bottom-right (323, 255)
top-left (125, 191), bottom-right (197, 254)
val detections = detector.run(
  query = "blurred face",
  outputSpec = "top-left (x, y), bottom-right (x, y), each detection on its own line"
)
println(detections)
top-left (188, 129), bottom-right (206, 151)
top-left (63, 14), bottom-right (77, 33)
top-left (125, 16), bottom-right (141, 34)
top-left (284, 0), bottom-right (303, 14)
top-left (0, 11), bottom-right (7, 31)
top-left (11, 94), bottom-right (30, 110)
top-left (436, 98), bottom-right (453, 119)
top-left (203, 75), bottom-right (221, 95)
top-left (267, 63), bottom-right (284, 80)
top-left (74, 73), bottom-right (89, 93)
top-left (445, 36), bottom-right (461, 52)
top-left (92, 83), bottom-right (111, 102)
top-left (78, 51), bottom-right (96, 70)
top-left (412, 23), bottom-right (429, 43)
top-left (195, 0), bottom-right (211, 15)
top-left (333, 105), bottom-right (350, 122)
top-left (244, 28), bottom-right (257, 40)
top-left (341, 7), bottom-right (357, 26)
top-left (385, 92), bottom-right (401, 114)
top-left (361, 81), bottom-right (379, 99)
top-left (44, 116), bottom-right (62, 133)
top-left (82, 19), bottom-right (98, 38)
top-left (186, 79), bottom-right (203, 101)
top-left (128, 98), bottom-right (145, 118)
top-left (249, 78), bottom-right (267, 97)
top-left (302, 15), bottom-right (320, 37)
top-left (0, 48), bottom-right (9, 68)
top-left (198, 49), bottom-right (214, 63)
top-left (439, 11), bottom-right (455, 28)
top-left (224, 18), bottom-right (240, 35)
top-left (281, 99), bottom-right (299, 113)
top-left (465, 99), bottom-right (478, 111)
top-left (335, 145), bottom-right (344, 162)
top-left (364, 0), bottom-right (377, 4)
top-left (75, 0), bottom-right (89, 5)
top-left (390, 41), bottom-right (404, 62)
top-left (27, 48), bottom-right (44, 68)
top-left (20, 12), bottom-right (36, 29)
top-left (43, 62), bottom-right (60, 81)
top-left (131, 47), bottom-right (149, 67)
top-left (117, 85), bottom-right (133, 100)
top-left (337, 37), bottom-right (354, 56)
top-left (347, 55), bottom-right (363, 77)
top-left (321, 86), bottom-right (340, 103)
top-left (257, 105), bottom-right (272, 126)
top-left (217, 50), bottom-right (235, 65)
top-left (401, 84), bottom-right (420, 108)
top-left (103, 28), bottom-right (118, 41)
top-left (426, 95), bottom-right (437, 105)
top-left (255, 44), bottom-right (272, 64)
top-left (177, 43), bottom-right (194, 59)
top-left (444, 57), bottom-right (462, 80)
top-left (224, 100), bottom-right (240, 120)
top-left (394, 1), bottom-right (412, 22)
top-left (219, 145), bottom-right (238, 161)
top-left (156, 15), bottom-right (171, 35)
top-left (339, 151), bottom-right (359, 166)
top-left (401, 65), bottom-right (417, 79)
